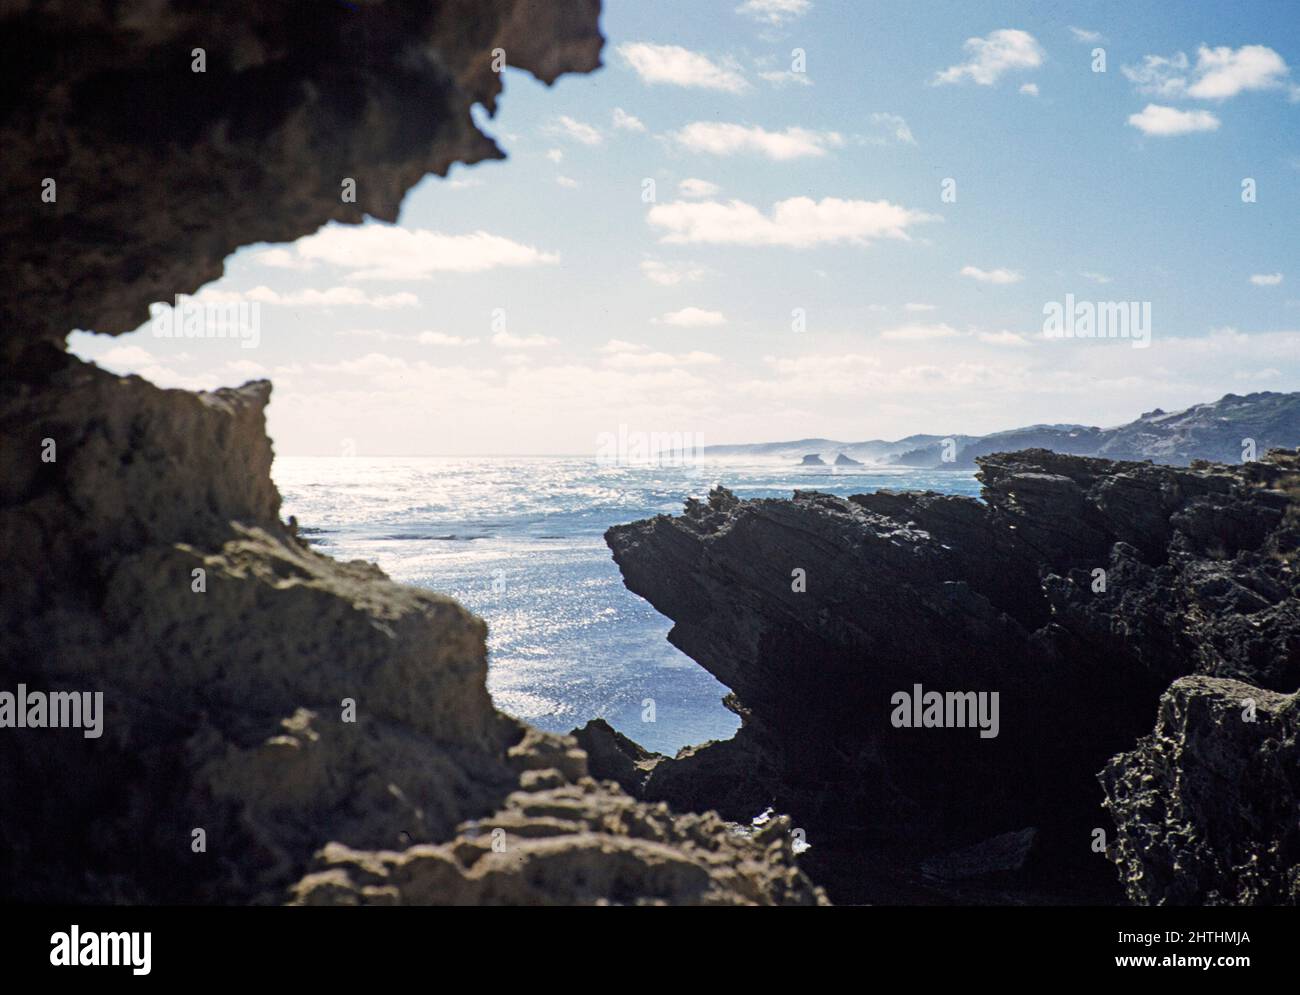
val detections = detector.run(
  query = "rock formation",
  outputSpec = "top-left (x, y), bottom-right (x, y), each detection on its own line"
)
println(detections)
top-left (0, 0), bottom-right (824, 906)
top-left (605, 448), bottom-right (1300, 903)
top-left (1100, 676), bottom-right (1298, 906)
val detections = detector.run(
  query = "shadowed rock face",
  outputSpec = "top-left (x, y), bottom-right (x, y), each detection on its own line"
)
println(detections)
top-left (605, 448), bottom-right (1300, 903)
top-left (0, 1), bottom-right (826, 906)
top-left (1100, 676), bottom-right (1299, 906)
top-left (0, 0), bottom-right (602, 351)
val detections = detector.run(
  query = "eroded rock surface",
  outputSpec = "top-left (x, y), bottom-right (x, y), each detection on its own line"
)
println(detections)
top-left (1100, 676), bottom-right (1299, 906)
top-left (605, 449), bottom-right (1300, 902)
top-left (0, 0), bottom-right (602, 351)
top-left (292, 748), bottom-right (826, 907)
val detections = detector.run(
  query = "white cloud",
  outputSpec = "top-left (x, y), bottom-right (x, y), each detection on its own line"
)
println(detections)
top-left (1080, 271), bottom-right (1112, 284)
top-left (658, 307), bottom-right (726, 328)
top-left (641, 259), bottom-right (707, 286)
top-left (1250, 273), bottom-right (1284, 286)
top-left (960, 265), bottom-right (1023, 284)
top-left (556, 175), bottom-right (579, 189)
top-left (618, 42), bottom-right (748, 93)
top-left (867, 112), bottom-right (917, 145)
top-left (99, 344), bottom-right (160, 368)
top-left (880, 322), bottom-right (964, 341)
top-left (313, 352), bottom-right (410, 376)
top-left (979, 330), bottom-right (1031, 347)
top-left (491, 331), bottom-right (558, 349)
top-left (1123, 45), bottom-right (1291, 101)
top-left (245, 285), bottom-right (419, 309)
top-left (1190, 45), bottom-right (1289, 99)
top-left (672, 122), bottom-right (844, 160)
top-left (417, 332), bottom-right (477, 346)
top-left (288, 226), bottom-right (558, 279)
top-left (648, 196), bottom-right (939, 248)
top-left (604, 348), bottom-right (722, 369)
top-left (612, 107), bottom-right (646, 132)
top-left (251, 247), bottom-right (314, 271)
top-left (759, 70), bottom-right (813, 87)
top-left (678, 177), bottom-right (721, 198)
top-left (1127, 104), bottom-right (1220, 136)
top-left (933, 29), bottom-right (1044, 86)
top-left (545, 148), bottom-right (564, 163)
top-left (1069, 27), bottom-right (1102, 44)
top-left (1121, 52), bottom-right (1191, 99)
top-left (600, 339), bottom-right (647, 354)
top-left (549, 115), bottom-right (602, 145)
top-left (736, 0), bottom-right (811, 25)
top-left (1019, 82), bottom-right (1039, 96)
top-left (904, 302), bottom-right (937, 312)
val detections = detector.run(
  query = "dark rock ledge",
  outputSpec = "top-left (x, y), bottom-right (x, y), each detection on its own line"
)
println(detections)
top-left (602, 448), bottom-right (1300, 904)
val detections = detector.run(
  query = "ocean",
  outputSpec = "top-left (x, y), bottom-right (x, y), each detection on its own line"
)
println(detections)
top-left (273, 457), bottom-right (983, 755)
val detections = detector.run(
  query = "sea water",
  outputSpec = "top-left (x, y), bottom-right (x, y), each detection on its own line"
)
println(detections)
top-left (273, 457), bottom-right (981, 755)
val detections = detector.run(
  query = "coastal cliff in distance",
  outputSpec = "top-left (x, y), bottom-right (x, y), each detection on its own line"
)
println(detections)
top-left (704, 391), bottom-right (1300, 469)
top-left (603, 448), bottom-right (1300, 904)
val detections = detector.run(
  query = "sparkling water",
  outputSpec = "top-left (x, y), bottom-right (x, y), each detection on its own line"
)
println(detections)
top-left (273, 457), bottom-right (982, 755)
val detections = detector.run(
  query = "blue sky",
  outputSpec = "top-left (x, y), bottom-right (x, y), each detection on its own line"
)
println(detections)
top-left (72, 0), bottom-right (1300, 455)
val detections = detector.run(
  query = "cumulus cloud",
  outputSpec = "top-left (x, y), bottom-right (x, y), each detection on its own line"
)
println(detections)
top-left (286, 226), bottom-right (559, 279)
top-left (658, 307), bottom-right (727, 327)
top-left (603, 347), bottom-right (722, 369)
top-left (1250, 273), bottom-right (1284, 286)
top-left (672, 122), bottom-right (843, 160)
top-left (736, 0), bottom-right (810, 25)
top-left (618, 42), bottom-right (748, 93)
top-left (548, 115), bottom-right (602, 145)
top-left (648, 196), bottom-right (939, 248)
top-left (678, 177), bottom-right (721, 198)
top-left (933, 29), bottom-right (1044, 86)
top-left (979, 330), bottom-right (1031, 347)
top-left (960, 266), bottom-right (1023, 284)
top-left (612, 107), bottom-right (646, 132)
top-left (242, 285), bottom-right (419, 309)
top-left (641, 259), bottom-right (707, 286)
top-left (880, 322), bottom-right (964, 341)
top-left (1123, 45), bottom-right (1291, 101)
top-left (867, 112), bottom-right (917, 145)
top-left (491, 331), bottom-right (558, 349)
top-left (1019, 82), bottom-right (1039, 96)
top-left (251, 247), bottom-right (314, 271)
top-left (417, 331), bottom-right (477, 346)
top-left (759, 69), bottom-right (812, 87)
top-left (1127, 104), bottom-right (1220, 136)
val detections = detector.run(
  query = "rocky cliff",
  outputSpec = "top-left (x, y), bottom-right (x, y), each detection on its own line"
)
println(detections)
top-left (0, 0), bottom-right (824, 906)
top-left (605, 448), bottom-right (1300, 903)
